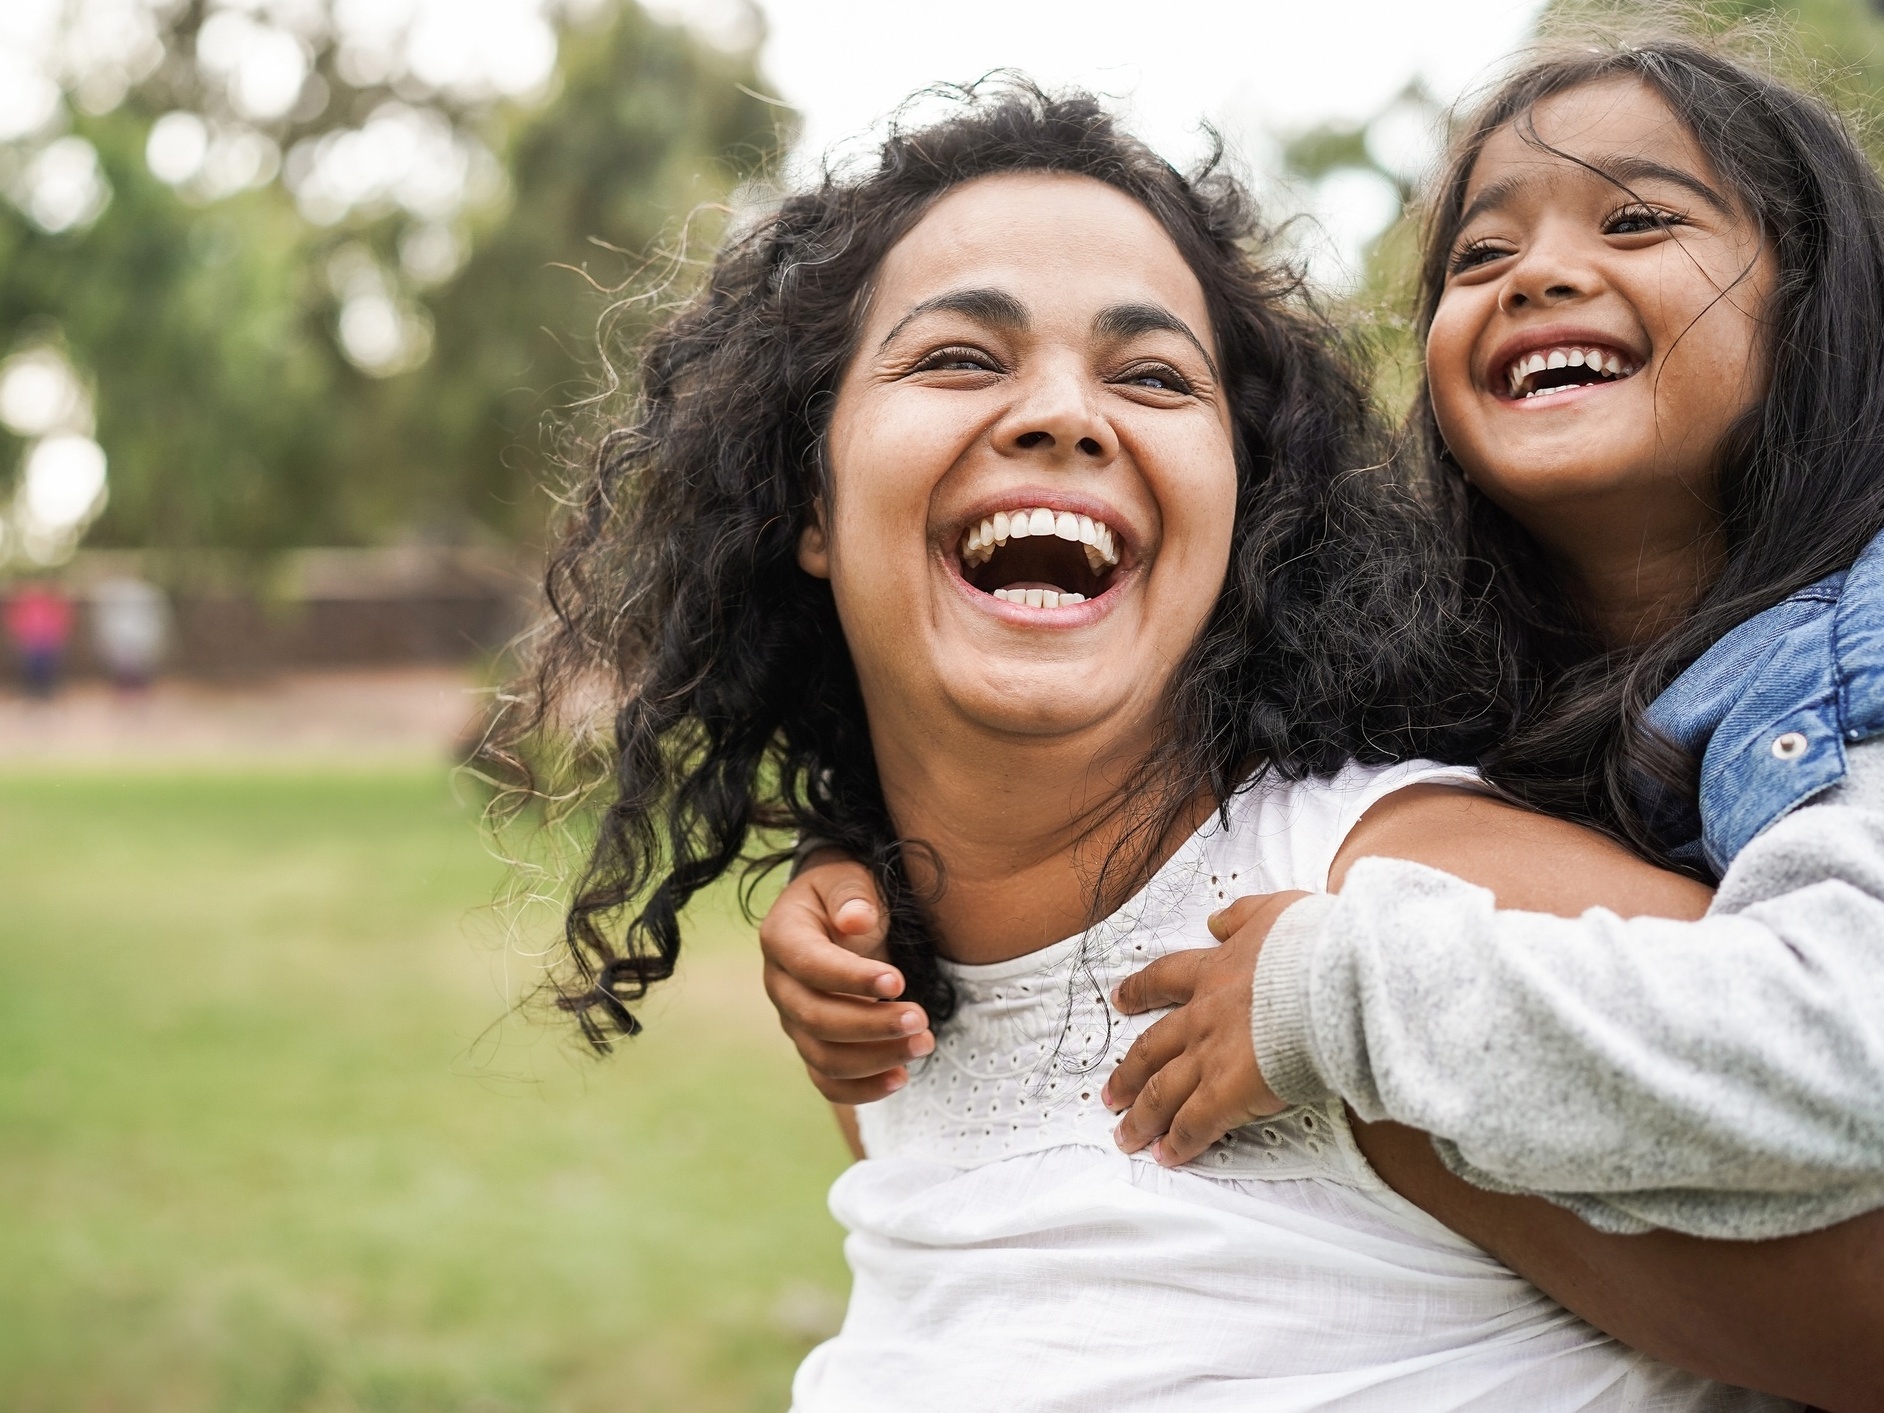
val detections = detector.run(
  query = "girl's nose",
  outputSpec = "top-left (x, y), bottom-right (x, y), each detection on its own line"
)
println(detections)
top-left (995, 361), bottom-right (1119, 465)
top-left (1498, 230), bottom-right (1603, 313)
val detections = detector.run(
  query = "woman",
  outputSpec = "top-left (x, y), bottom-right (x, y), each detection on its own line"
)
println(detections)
top-left (509, 82), bottom-right (1784, 1407)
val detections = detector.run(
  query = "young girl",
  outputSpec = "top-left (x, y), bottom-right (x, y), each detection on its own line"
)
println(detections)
top-left (512, 82), bottom-right (1787, 1409)
top-left (760, 38), bottom-right (1884, 1407)
top-left (1102, 34), bottom-right (1884, 1243)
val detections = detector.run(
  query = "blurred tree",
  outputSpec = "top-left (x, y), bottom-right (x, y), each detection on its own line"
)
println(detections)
top-left (0, 1), bottom-right (789, 566)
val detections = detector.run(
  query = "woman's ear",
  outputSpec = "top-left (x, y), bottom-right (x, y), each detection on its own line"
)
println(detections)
top-left (798, 515), bottom-right (831, 579)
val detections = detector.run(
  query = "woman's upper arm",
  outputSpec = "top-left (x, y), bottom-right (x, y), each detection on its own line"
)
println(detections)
top-left (1331, 783), bottom-right (1712, 920)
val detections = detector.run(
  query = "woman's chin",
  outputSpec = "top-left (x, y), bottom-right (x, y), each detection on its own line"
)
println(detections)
top-left (939, 666), bottom-right (1142, 741)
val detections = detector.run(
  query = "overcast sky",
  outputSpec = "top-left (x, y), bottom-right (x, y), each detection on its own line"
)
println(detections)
top-left (743, 0), bottom-right (1545, 164)
top-left (646, 0), bottom-right (1550, 280)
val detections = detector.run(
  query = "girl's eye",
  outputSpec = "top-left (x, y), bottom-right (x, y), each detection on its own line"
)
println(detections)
top-left (1606, 204), bottom-right (1686, 237)
top-left (1116, 363), bottom-right (1192, 394)
top-left (912, 345), bottom-right (1000, 374)
top-left (1448, 238), bottom-right (1510, 275)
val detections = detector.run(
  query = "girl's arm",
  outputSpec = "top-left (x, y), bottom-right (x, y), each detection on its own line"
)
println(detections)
top-left (1110, 766), bottom-right (1884, 1405)
top-left (1260, 742), bottom-right (1884, 1238)
top-left (1351, 1119), bottom-right (1884, 1410)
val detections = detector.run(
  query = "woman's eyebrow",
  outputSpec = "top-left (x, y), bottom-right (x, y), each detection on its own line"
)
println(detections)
top-left (877, 287), bottom-right (1028, 350)
top-left (1093, 302), bottom-right (1219, 380)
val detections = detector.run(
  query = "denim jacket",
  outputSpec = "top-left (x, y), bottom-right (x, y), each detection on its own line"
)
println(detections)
top-left (1645, 527), bottom-right (1884, 875)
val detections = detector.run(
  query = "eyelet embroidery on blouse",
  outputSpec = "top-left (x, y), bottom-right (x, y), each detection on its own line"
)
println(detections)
top-left (856, 838), bottom-right (1378, 1188)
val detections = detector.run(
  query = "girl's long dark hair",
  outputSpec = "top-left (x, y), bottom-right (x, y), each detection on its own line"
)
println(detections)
top-left (507, 80), bottom-right (1513, 1048)
top-left (1411, 36), bottom-right (1884, 864)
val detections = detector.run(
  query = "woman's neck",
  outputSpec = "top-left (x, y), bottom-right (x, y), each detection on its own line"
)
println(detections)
top-left (869, 715), bottom-right (1192, 966)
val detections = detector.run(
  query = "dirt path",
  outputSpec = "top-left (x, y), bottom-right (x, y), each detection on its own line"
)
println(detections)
top-left (0, 667), bottom-right (490, 763)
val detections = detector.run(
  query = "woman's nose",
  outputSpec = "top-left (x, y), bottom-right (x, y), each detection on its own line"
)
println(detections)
top-left (996, 363), bottom-right (1118, 463)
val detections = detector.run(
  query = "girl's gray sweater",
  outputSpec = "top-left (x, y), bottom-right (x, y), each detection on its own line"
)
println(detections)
top-left (1249, 739), bottom-right (1884, 1239)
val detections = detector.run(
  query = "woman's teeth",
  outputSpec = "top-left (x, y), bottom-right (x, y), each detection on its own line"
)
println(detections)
top-left (1504, 345), bottom-right (1637, 398)
top-left (991, 587), bottom-right (1085, 608)
top-left (959, 507), bottom-right (1119, 573)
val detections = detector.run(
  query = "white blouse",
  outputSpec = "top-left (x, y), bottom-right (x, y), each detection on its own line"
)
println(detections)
top-left (792, 761), bottom-right (1796, 1412)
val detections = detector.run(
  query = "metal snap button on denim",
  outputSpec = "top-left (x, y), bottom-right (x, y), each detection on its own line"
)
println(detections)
top-left (1772, 731), bottom-right (1809, 761)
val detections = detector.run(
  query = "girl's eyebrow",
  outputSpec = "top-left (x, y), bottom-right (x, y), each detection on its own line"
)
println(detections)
top-left (1459, 151), bottom-right (1736, 230)
top-left (1590, 154), bottom-right (1736, 217)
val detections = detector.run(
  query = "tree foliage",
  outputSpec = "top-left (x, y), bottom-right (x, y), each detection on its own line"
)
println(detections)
top-left (0, 1), bottom-right (789, 561)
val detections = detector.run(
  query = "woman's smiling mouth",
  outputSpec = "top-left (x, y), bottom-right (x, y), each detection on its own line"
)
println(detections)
top-left (955, 504), bottom-right (1126, 611)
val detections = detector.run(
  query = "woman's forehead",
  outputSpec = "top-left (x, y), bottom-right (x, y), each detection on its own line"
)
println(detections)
top-left (866, 172), bottom-right (1213, 337)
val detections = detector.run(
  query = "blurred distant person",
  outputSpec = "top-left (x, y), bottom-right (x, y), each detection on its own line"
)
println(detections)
top-left (90, 577), bottom-right (170, 692)
top-left (4, 580), bottom-right (74, 698)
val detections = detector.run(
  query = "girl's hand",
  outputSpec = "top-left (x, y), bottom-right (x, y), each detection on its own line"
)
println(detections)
top-left (759, 851), bottom-right (934, 1104)
top-left (1102, 891), bottom-right (1307, 1165)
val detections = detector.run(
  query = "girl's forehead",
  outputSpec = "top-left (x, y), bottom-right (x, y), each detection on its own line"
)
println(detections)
top-left (1464, 76), bottom-right (1721, 205)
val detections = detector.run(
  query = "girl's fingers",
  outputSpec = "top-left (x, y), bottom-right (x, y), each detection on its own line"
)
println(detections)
top-left (764, 963), bottom-right (930, 1044)
top-left (1206, 892), bottom-right (1275, 942)
top-left (788, 1024), bottom-right (934, 1080)
top-left (1110, 949), bottom-right (1202, 1015)
top-left (1206, 889), bottom-right (1310, 944)
top-left (805, 863), bottom-right (891, 951)
top-left (1102, 1008), bottom-right (1189, 1111)
top-left (760, 883), bottom-right (904, 999)
top-left (1112, 1053), bottom-right (1200, 1155)
top-left (1154, 1084), bottom-right (1237, 1167)
top-left (810, 1066), bottom-right (910, 1106)
top-left (799, 854), bottom-right (892, 950)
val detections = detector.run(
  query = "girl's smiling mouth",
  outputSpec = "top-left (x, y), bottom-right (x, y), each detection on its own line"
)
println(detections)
top-left (1493, 336), bottom-right (1641, 404)
top-left (949, 498), bottom-right (1131, 615)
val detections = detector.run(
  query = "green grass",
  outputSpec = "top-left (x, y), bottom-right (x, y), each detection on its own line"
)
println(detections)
top-left (0, 767), bottom-right (852, 1412)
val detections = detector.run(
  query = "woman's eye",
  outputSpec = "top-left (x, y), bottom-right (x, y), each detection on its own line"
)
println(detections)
top-left (1117, 364), bottom-right (1191, 394)
top-left (1448, 239), bottom-right (1509, 275)
top-left (1606, 204), bottom-right (1685, 237)
top-left (913, 346), bottom-right (999, 374)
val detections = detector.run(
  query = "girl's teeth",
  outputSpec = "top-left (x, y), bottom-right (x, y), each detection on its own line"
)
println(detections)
top-left (1504, 345), bottom-right (1638, 397)
top-left (959, 508), bottom-right (1122, 572)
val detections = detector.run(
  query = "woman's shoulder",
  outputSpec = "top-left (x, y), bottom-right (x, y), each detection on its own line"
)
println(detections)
top-left (1208, 759), bottom-right (1484, 895)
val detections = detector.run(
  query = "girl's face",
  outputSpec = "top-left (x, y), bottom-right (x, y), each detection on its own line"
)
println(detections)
top-left (1426, 77), bottom-right (1775, 553)
top-left (802, 172), bottom-right (1236, 757)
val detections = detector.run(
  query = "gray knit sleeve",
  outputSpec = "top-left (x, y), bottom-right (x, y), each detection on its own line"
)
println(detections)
top-left (1275, 739), bottom-right (1884, 1239)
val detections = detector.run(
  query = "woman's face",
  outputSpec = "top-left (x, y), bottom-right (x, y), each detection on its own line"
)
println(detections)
top-left (1426, 77), bottom-right (1775, 552)
top-left (802, 172), bottom-right (1236, 759)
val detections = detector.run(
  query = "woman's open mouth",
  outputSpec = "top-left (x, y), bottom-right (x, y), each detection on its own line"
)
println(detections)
top-left (1498, 343), bottom-right (1639, 402)
top-left (956, 506), bottom-right (1122, 610)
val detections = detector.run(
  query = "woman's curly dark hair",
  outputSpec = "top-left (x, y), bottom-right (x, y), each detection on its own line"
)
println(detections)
top-left (505, 78), bottom-right (1514, 1049)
